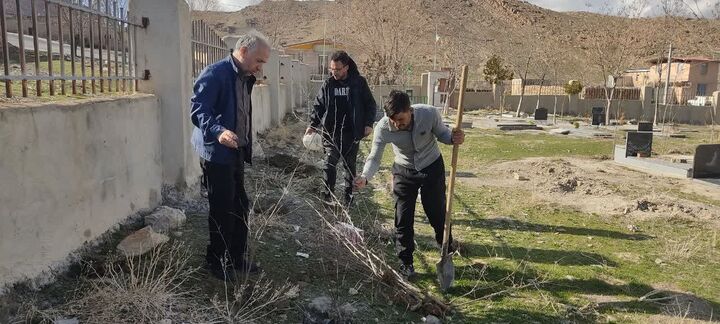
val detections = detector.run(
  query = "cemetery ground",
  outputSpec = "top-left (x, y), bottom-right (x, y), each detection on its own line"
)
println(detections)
top-left (2, 112), bottom-right (720, 323)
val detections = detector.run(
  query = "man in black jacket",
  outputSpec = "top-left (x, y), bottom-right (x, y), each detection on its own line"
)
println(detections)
top-left (306, 51), bottom-right (377, 207)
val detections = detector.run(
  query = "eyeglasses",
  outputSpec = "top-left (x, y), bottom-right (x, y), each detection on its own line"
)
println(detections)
top-left (328, 65), bottom-right (347, 72)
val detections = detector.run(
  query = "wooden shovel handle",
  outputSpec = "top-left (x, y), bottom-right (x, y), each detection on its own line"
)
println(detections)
top-left (441, 65), bottom-right (468, 255)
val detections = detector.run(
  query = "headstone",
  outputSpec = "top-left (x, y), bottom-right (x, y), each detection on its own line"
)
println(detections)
top-left (625, 131), bottom-right (653, 157)
top-left (591, 107), bottom-right (605, 126)
top-left (534, 108), bottom-right (548, 121)
top-left (638, 122), bottom-right (653, 132)
top-left (692, 144), bottom-right (720, 178)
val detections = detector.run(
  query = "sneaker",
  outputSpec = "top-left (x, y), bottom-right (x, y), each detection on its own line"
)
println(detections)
top-left (233, 261), bottom-right (261, 274)
top-left (399, 263), bottom-right (416, 278)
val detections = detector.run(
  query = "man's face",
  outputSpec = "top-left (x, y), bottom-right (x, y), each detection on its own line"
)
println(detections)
top-left (389, 109), bottom-right (412, 130)
top-left (329, 60), bottom-right (348, 80)
top-left (237, 45), bottom-right (270, 75)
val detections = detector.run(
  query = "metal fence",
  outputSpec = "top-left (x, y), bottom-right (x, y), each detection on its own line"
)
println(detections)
top-left (0, 0), bottom-right (146, 99)
top-left (191, 20), bottom-right (226, 80)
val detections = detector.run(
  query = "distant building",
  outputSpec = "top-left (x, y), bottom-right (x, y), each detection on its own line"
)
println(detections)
top-left (282, 38), bottom-right (342, 81)
top-left (622, 56), bottom-right (719, 105)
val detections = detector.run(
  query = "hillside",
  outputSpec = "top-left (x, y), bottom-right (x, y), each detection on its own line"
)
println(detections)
top-left (193, 0), bottom-right (720, 84)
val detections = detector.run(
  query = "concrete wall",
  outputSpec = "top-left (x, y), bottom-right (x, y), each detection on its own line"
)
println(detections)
top-left (132, 0), bottom-right (198, 189)
top-left (251, 84), bottom-right (272, 134)
top-left (0, 95), bottom-right (162, 288)
top-left (499, 94), bottom-right (714, 124)
top-left (370, 85), bottom-right (423, 108)
top-left (448, 91), bottom-right (495, 110)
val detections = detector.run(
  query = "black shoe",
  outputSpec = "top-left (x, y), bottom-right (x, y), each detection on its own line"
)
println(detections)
top-left (233, 261), bottom-right (261, 274)
top-left (399, 263), bottom-right (416, 278)
top-left (206, 264), bottom-right (235, 282)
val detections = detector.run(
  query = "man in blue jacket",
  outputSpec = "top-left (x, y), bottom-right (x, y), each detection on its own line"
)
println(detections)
top-left (305, 51), bottom-right (377, 207)
top-left (190, 32), bottom-right (270, 281)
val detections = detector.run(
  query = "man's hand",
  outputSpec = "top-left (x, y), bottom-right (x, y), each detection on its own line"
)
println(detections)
top-left (305, 127), bottom-right (316, 135)
top-left (452, 129), bottom-right (465, 145)
top-left (218, 130), bottom-right (239, 149)
top-left (353, 176), bottom-right (368, 190)
top-left (364, 126), bottom-right (373, 137)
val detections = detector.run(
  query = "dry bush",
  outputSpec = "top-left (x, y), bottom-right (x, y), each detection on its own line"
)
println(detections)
top-left (63, 242), bottom-right (201, 323)
top-left (663, 236), bottom-right (702, 262)
top-left (210, 273), bottom-right (298, 323)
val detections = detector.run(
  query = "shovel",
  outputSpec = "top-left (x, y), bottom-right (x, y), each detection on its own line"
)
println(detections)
top-left (437, 65), bottom-right (469, 292)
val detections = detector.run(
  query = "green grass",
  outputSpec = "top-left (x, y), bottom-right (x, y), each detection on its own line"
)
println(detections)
top-left (357, 123), bottom-right (720, 323)
top-left (0, 59), bottom-right (133, 101)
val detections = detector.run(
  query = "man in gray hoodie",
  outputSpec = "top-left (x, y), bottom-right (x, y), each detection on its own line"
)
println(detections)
top-left (354, 90), bottom-right (464, 277)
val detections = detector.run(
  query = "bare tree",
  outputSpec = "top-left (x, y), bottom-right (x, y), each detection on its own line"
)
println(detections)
top-left (587, 1), bottom-right (648, 125)
top-left (512, 56), bottom-right (532, 117)
top-left (333, 0), bottom-right (427, 86)
top-left (187, 0), bottom-right (221, 12)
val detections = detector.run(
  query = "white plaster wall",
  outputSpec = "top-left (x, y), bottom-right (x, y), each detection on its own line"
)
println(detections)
top-left (251, 84), bottom-right (272, 134)
top-left (0, 95), bottom-right (162, 288)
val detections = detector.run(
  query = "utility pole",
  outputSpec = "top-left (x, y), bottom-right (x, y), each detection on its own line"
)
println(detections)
top-left (433, 26), bottom-right (438, 71)
top-left (653, 49), bottom-right (663, 125)
top-left (663, 43), bottom-right (673, 105)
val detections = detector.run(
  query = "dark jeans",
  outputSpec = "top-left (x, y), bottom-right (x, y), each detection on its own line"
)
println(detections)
top-left (392, 156), bottom-right (453, 265)
top-left (322, 132), bottom-right (359, 204)
top-left (200, 148), bottom-right (250, 270)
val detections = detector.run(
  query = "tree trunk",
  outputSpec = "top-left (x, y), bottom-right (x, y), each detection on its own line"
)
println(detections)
top-left (605, 86), bottom-right (616, 125)
top-left (515, 57), bottom-right (531, 117)
top-left (516, 84), bottom-right (525, 117)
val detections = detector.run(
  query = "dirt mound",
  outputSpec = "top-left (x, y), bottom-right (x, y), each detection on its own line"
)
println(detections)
top-left (471, 157), bottom-right (720, 224)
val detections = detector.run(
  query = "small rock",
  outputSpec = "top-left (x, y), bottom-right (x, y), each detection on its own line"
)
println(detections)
top-left (284, 285), bottom-right (300, 299)
top-left (117, 226), bottom-right (169, 257)
top-left (334, 222), bottom-right (364, 244)
top-left (296, 252), bottom-right (310, 258)
top-left (550, 128), bottom-right (571, 135)
top-left (145, 206), bottom-right (186, 233)
top-left (655, 258), bottom-right (664, 265)
top-left (627, 224), bottom-right (639, 232)
top-left (623, 207), bottom-right (631, 215)
top-left (339, 302), bottom-right (357, 316)
top-left (564, 275), bottom-right (576, 281)
top-left (309, 296), bottom-right (333, 314)
top-left (54, 319), bottom-right (79, 324)
top-left (423, 315), bottom-right (442, 324)
top-left (349, 287), bottom-right (359, 295)
top-left (513, 172), bottom-right (529, 181)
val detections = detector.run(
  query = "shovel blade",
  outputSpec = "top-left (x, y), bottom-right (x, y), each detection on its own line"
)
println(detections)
top-left (436, 254), bottom-right (455, 291)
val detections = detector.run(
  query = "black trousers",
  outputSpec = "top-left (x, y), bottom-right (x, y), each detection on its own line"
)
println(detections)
top-left (392, 156), bottom-right (453, 265)
top-left (200, 149), bottom-right (250, 269)
top-left (322, 131), bottom-right (359, 204)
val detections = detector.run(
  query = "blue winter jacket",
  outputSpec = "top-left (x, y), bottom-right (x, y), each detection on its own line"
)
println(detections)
top-left (190, 55), bottom-right (255, 165)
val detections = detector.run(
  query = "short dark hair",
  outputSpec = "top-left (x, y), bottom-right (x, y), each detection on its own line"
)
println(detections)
top-left (330, 50), bottom-right (358, 73)
top-left (384, 90), bottom-right (411, 118)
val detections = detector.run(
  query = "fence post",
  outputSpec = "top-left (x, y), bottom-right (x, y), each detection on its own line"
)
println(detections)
top-left (265, 49), bottom-right (281, 125)
top-left (130, 0), bottom-right (198, 188)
